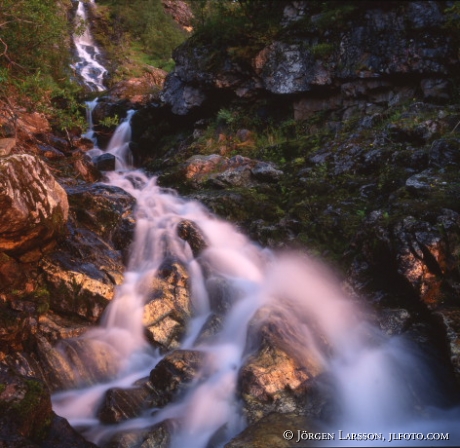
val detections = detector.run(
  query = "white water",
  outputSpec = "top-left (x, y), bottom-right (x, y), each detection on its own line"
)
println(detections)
top-left (72, 0), bottom-right (108, 91)
top-left (52, 117), bottom-right (460, 446)
top-left (54, 5), bottom-right (460, 447)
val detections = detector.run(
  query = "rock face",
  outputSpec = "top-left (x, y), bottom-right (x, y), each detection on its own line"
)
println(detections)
top-left (162, 1), bottom-right (457, 116)
top-left (239, 306), bottom-right (328, 424)
top-left (0, 155), bottom-right (69, 259)
top-left (39, 183), bottom-right (135, 323)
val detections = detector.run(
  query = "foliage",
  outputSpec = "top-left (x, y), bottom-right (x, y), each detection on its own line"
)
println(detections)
top-left (97, 0), bottom-right (187, 74)
top-left (189, 0), bottom-right (285, 60)
top-left (0, 0), bottom-right (86, 131)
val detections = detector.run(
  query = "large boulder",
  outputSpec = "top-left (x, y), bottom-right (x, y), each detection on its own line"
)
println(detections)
top-left (39, 183), bottom-right (135, 323)
top-left (239, 306), bottom-right (328, 424)
top-left (0, 154), bottom-right (69, 260)
top-left (39, 224), bottom-right (125, 323)
top-left (148, 349), bottom-right (206, 407)
top-left (0, 368), bottom-right (97, 447)
top-left (0, 370), bottom-right (52, 443)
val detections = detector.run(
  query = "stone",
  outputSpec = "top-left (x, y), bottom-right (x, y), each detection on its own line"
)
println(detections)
top-left (149, 349), bottom-right (206, 407)
top-left (0, 154), bottom-right (69, 258)
top-left (421, 78), bottom-right (450, 103)
top-left (36, 144), bottom-right (65, 160)
top-left (66, 182), bottom-right (136, 251)
top-left (239, 307), bottom-right (326, 424)
top-left (39, 414), bottom-right (98, 448)
top-left (0, 138), bottom-right (15, 156)
top-left (97, 386), bottom-right (151, 424)
top-left (94, 153), bottom-right (116, 171)
top-left (143, 258), bottom-right (192, 351)
top-left (33, 335), bottom-right (121, 391)
top-left (177, 219), bottom-right (207, 258)
top-left (0, 370), bottom-right (52, 442)
top-left (72, 151), bottom-right (102, 183)
top-left (428, 138), bottom-right (460, 167)
top-left (105, 421), bottom-right (171, 448)
top-left (40, 225), bottom-right (124, 323)
top-left (224, 413), bottom-right (318, 448)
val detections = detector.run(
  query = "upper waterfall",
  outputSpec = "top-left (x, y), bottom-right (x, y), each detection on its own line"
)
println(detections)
top-left (72, 0), bottom-right (108, 91)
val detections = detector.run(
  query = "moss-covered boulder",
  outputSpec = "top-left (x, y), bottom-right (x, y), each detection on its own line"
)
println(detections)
top-left (0, 370), bottom-right (52, 443)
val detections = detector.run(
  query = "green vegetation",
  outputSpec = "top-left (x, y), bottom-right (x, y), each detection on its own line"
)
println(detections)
top-left (0, 0), bottom-right (86, 131)
top-left (95, 0), bottom-right (187, 81)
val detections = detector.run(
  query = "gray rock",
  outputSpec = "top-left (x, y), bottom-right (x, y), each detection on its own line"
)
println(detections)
top-left (94, 153), bottom-right (117, 171)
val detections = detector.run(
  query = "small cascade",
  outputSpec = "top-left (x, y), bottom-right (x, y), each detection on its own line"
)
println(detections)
top-left (52, 115), bottom-right (460, 447)
top-left (83, 99), bottom-right (98, 143)
top-left (105, 110), bottom-right (136, 170)
top-left (72, 0), bottom-right (108, 91)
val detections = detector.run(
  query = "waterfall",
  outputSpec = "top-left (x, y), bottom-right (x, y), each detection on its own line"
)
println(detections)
top-left (72, 0), bottom-right (108, 91)
top-left (52, 111), bottom-right (460, 446)
top-left (56, 2), bottom-right (460, 446)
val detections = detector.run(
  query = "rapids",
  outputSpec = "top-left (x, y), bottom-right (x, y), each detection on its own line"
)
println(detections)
top-left (52, 114), bottom-right (460, 447)
top-left (59, 2), bottom-right (460, 446)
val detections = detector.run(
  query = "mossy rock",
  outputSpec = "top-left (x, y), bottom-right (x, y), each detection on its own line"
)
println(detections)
top-left (0, 371), bottom-right (53, 442)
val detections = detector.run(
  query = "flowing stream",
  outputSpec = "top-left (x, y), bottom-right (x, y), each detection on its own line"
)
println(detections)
top-left (52, 118), bottom-right (460, 448)
top-left (72, 0), bottom-right (107, 91)
top-left (58, 3), bottom-right (460, 446)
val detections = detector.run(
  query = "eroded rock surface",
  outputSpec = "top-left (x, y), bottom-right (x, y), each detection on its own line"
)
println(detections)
top-left (0, 154), bottom-right (69, 259)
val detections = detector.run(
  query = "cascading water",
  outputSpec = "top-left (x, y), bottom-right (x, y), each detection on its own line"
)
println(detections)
top-left (56, 3), bottom-right (460, 446)
top-left (72, 0), bottom-right (108, 91)
top-left (52, 116), bottom-right (460, 446)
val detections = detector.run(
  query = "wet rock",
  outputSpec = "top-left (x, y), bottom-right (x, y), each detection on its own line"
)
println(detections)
top-left (391, 214), bottom-right (456, 308)
top-left (149, 349), bottom-right (206, 407)
top-left (177, 219), bottom-right (207, 258)
top-left (94, 153), bottom-right (116, 171)
top-left (66, 183), bottom-right (136, 251)
top-left (143, 258), bottom-right (192, 351)
top-left (40, 414), bottom-right (98, 448)
top-left (98, 386), bottom-right (151, 424)
top-left (0, 154), bottom-right (69, 259)
top-left (40, 225), bottom-right (124, 322)
top-left (378, 309), bottom-right (413, 336)
top-left (193, 313), bottom-right (223, 345)
top-left (239, 307), bottom-right (326, 424)
top-left (104, 69), bottom-right (167, 106)
top-left (225, 413), bottom-right (318, 448)
top-left (206, 276), bottom-right (241, 315)
top-left (34, 335), bottom-right (121, 391)
top-left (105, 421), bottom-right (171, 448)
